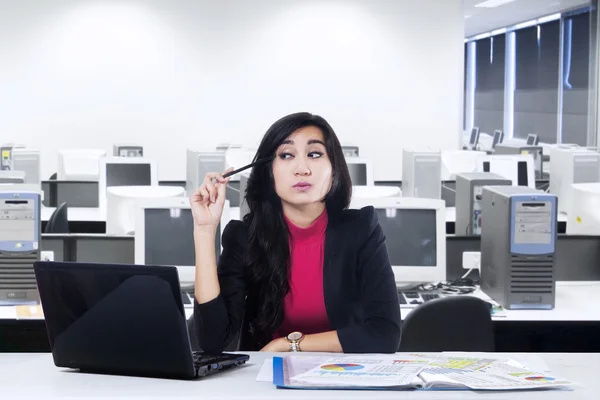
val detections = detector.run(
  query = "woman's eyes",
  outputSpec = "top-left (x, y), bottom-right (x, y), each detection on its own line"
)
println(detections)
top-left (278, 151), bottom-right (324, 160)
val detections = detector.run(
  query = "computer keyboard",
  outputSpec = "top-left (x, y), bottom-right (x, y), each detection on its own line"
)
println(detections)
top-left (398, 291), bottom-right (441, 306)
top-left (181, 292), bottom-right (194, 307)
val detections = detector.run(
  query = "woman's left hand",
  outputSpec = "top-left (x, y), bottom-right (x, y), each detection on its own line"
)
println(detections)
top-left (259, 337), bottom-right (288, 352)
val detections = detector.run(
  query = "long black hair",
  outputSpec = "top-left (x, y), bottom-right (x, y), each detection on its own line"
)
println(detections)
top-left (243, 112), bottom-right (352, 345)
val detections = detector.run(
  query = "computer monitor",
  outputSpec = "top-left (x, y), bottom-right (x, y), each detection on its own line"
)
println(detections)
top-left (526, 133), bottom-right (539, 146)
top-left (185, 150), bottom-right (225, 195)
top-left (345, 158), bottom-right (374, 186)
top-left (57, 149), bottom-right (106, 181)
top-left (477, 154), bottom-right (536, 188)
top-left (224, 148), bottom-right (254, 182)
top-left (441, 150), bottom-right (486, 181)
top-left (99, 157), bottom-right (157, 216)
top-left (469, 127), bottom-right (480, 149)
top-left (492, 130), bottom-right (504, 149)
top-left (349, 197), bottom-right (446, 287)
top-left (134, 197), bottom-right (230, 286)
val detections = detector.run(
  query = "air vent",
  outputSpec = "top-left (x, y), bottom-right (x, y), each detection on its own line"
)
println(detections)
top-left (509, 255), bottom-right (553, 294)
top-left (0, 256), bottom-right (38, 290)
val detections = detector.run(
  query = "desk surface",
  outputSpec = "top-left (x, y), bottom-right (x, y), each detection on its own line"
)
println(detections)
top-left (400, 282), bottom-right (600, 322)
top-left (0, 352), bottom-right (597, 399)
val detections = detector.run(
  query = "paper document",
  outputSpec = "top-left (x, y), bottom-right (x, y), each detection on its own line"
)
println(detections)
top-left (281, 355), bottom-right (427, 388)
top-left (272, 353), bottom-right (573, 391)
top-left (256, 359), bottom-right (273, 382)
top-left (420, 357), bottom-right (573, 391)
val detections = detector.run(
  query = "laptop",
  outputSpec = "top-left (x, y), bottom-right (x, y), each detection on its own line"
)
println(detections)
top-left (33, 261), bottom-right (249, 379)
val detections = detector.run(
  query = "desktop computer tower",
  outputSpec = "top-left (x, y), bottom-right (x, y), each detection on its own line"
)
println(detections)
top-left (402, 149), bottom-right (442, 199)
top-left (239, 172), bottom-right (250, 221)
top-left (480, 186), bottom-right (557, 310)
top-left (494, 144), bottom-right (544, 179)
top-left (455, 172), bottom-right (511, 235)
top-left (113, 145), bottom-right (143, 157)
top-left (0, 191), bottom-right (41, 303)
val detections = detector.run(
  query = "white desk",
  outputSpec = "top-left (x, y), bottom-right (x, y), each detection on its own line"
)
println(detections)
top-left (0, 352), bottom-right (597, 399)
top-left (445, 207), bottom-right (568, 224)
top-left (41, 207), bottom-right (104, 222)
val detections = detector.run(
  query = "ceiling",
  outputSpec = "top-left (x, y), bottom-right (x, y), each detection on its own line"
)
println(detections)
top-left (464, 0), bottom-right (591, 37)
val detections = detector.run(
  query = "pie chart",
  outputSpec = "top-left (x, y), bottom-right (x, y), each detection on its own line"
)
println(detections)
top-left (321, 364), bottom-right (364, 372)
top-left (525, 376), bottom-right (555, 382)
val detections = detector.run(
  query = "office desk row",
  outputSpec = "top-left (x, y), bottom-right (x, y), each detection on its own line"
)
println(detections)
top-left (41, 206), bottom-right (570, 236)
top-left (2, 283), bottom-right (600, 353)
top-left (1, 352), bottom-right (597, 399)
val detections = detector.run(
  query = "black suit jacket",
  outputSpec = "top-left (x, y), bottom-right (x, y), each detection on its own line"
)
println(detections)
top-left (193, 206), bottom-right (402, 353)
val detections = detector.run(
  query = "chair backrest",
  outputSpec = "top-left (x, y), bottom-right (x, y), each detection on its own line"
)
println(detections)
top-left (399, 296), bottom-right (494, 352)
top-left (45, 202), bottom-right (69, 234)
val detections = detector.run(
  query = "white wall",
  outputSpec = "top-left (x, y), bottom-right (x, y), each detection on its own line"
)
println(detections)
top-left (0, 0), bottom-right (464, 181)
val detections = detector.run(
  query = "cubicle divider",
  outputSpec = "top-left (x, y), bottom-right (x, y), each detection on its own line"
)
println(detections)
top-left (42, 180), bottom-right (186, 208)
top-left (41, 234), bottom-right (134, 264)
top-left (41, 234), bottom-right (600, 283)
top-left (446, 235), bottom-right (600, 281)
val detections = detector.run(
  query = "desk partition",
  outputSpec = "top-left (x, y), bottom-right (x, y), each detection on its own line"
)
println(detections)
top-left (446, 235), bottom-right (600, 281)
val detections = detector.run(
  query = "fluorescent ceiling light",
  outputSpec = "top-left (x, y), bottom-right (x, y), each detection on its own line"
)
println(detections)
top-left (474, 32), bottom-right (491, 40)
top-left (475, 0), bottom-right (517, 8)
top-left (538, 13), bottom-right (561, 24)
top-left (514, 19), bottom-right (538, 30)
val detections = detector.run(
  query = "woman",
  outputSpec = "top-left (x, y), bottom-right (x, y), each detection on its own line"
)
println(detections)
top-left (191, 112), bottom-right (401, 354)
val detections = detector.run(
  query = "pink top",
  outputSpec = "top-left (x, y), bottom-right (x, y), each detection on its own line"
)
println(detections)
top-left (274, 209), bottom-right (331, 339)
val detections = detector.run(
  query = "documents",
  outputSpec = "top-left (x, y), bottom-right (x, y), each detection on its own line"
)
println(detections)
top-left (271, 354), bottom-right (574, 391)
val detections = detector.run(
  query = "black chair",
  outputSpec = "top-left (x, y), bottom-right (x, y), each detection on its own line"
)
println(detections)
top-left (45, 202), bottom-right (69, 234)
top-left (399, 296), bottom-right (494, 352)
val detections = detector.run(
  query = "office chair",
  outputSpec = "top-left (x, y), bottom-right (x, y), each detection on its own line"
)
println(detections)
top-left (44, 202), bottom-right (69, 234)
top-left (49, 173), bottom-right (57, 180)
top-left (398, 296), bottom-right (494, 352)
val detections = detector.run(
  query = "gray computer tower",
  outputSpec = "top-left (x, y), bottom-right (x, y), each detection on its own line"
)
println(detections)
top-left (480, 186), bottom-right (557, 310)
top-left (0, 191), bottom-right (41, 303)
top-left (494, 144), bottom-right (544, 179)
top-left (239, 172), bottom-right (250, 221)
top-left (402, 149), bottom-right (442, 199)
top-left (455, 172), bottom-right (512, 236)
top-left (113, 145), bottom-right (143, 157)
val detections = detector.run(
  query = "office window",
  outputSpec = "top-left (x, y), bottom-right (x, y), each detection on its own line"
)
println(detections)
top-left (513, 21), bottom-right (560, 143)
top-left (464, 42), bottom-right (468, 130)
top-left (474, 35), bottom-right (506, 136)
top-left (561, 11), bottom-right (591, 145)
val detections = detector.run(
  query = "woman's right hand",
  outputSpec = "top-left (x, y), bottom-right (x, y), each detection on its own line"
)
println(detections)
top-left (190, 168), bottom-right (233, 230)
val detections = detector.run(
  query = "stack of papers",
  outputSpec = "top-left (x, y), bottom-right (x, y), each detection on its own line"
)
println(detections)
top-left (259, 354), bottom-right (574, 391)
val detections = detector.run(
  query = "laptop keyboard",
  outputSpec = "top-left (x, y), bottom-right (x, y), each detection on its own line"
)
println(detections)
top-left (181, 292), bottom-right (191, 305)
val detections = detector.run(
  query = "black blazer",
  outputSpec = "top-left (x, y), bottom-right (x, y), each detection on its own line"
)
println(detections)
top-left (193, 206), bottom-right (402, 353)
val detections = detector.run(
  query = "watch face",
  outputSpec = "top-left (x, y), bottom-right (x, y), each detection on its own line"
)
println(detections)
top-left (287, 331), bottom-right (302, 341)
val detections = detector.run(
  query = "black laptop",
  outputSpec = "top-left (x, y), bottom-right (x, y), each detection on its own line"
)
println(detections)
top-left (33, 261), bottom-right (249, 379)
